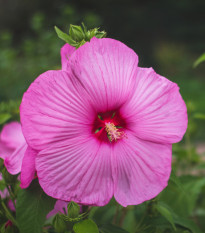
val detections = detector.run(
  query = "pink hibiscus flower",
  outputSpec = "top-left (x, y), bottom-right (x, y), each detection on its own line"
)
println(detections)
top-left (20, 38), bottom-right (187, 207)
top-left (0, 122), bottom-right (27, 174)
top-left (0, 121), bottom-right (36, 188)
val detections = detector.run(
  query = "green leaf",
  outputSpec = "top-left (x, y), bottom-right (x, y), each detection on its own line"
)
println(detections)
top-left (155, 203), bottom-right (176, 231)
top-left (73, 219), bottom-right (99, 233)
top-left (173, 215), bottom-right (203, 233)
top-left (159, 187), bottom-right (204, 233)
top-left (193, 53), bottom-right (205, 68)
top-left (169, 170), bottom-right (185, 191)
top-left (180, 176), bottom-right (205, 216)
top-left (159, 175), bottom-right (205, 218)
top-left (16, 179), bottom-right (56, 233)
top-left (145, 215), bottom-right (173, 232)
top-left (54, 26), bottom-right (76, 45)
top-left (0, 113), bottom-right (11, 124)
top-left (99, 224), bottom-right (129, 233)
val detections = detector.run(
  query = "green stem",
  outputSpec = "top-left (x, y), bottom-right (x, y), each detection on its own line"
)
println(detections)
top-left (6, 185), bottom-right (16, 209)
top-left (1, 200), bottom-right (18, 226)
top-left (185, 131), bottom-right (192, 160)
top-left (119, 207), bottom-right (128, 227)
top-left (113, 204), bottom-right (120, 225)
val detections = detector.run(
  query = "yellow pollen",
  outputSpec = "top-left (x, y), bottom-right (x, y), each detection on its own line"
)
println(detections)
top-left (105, 122), bottom-right (126, 142)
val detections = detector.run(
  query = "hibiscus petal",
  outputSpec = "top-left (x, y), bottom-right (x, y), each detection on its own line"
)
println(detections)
top-left (67, 37), bottom-right (139, 112)
top-left (113, 131), bottom-right (172, 207)
top-left (0, 189), bottom-right (8, 199)
top-left (121, 68), bottom-right (187, 144)
top-left (1, 122), bottom-right (25, 149)
top-left (20, 146), bottom-right (37, 188)
top-left (4, 143), bottom-right (27, 174)
top-left (8, 199), bottom-right (16, 211)
top-left (20, 70), bottom-right (95, 150)
top-left (36, 137), bottom-right (113, 206)
top-left (0, 141), bottom-right (13, 159)
top-left (47, 200), bottom-right (68, 218)
top-left (61, 43), bottom-right (76, 70)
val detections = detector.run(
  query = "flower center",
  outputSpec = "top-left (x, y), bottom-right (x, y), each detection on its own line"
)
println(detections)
top-left (92, 110), bottom-right (127, 143)
top-left (105, 122), bottom-right (126, 142)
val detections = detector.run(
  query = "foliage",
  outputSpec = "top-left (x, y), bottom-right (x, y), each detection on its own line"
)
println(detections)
top-left (193, 53), bottom-right (205, 68)
top-left (16, 180), bottom-right (56, 233)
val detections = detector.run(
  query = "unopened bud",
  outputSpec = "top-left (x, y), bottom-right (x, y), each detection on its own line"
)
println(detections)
top-left (67, 201), bottom-right (80, 219)
top-left (1, 220), bottom-right (15, 233)
top-left (69, 25), bottom-right (84, 42)
top-left (53, 214), bottom-right (67, 233)
top-left (55, 23), bottom-right (106, 49)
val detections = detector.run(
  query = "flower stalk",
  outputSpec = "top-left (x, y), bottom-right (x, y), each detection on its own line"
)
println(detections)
top-left (1, 199), bottom-right (17, 226)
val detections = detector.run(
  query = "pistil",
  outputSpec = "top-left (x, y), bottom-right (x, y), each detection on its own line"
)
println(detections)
top-left (105, 122), bottom-right (126, 142)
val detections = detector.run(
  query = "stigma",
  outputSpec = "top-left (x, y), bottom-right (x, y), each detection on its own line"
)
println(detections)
top-left (105, 122), bottom-right (126, 142)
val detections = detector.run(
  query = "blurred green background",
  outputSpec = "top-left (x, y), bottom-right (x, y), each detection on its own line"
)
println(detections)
top-left (0, 0), bottom-right (204, 139)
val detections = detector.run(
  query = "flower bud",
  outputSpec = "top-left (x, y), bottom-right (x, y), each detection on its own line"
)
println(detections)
top-left (69, 25), bottom-right (85, 42)
top-left (53, 214), bottom-right (67, 233)
top-left (1, 220), bottom-right (15, 233)
top-left (67, 201), bottom-right (80, 219)
top-left (55, 23), bottom-right (106, 49)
